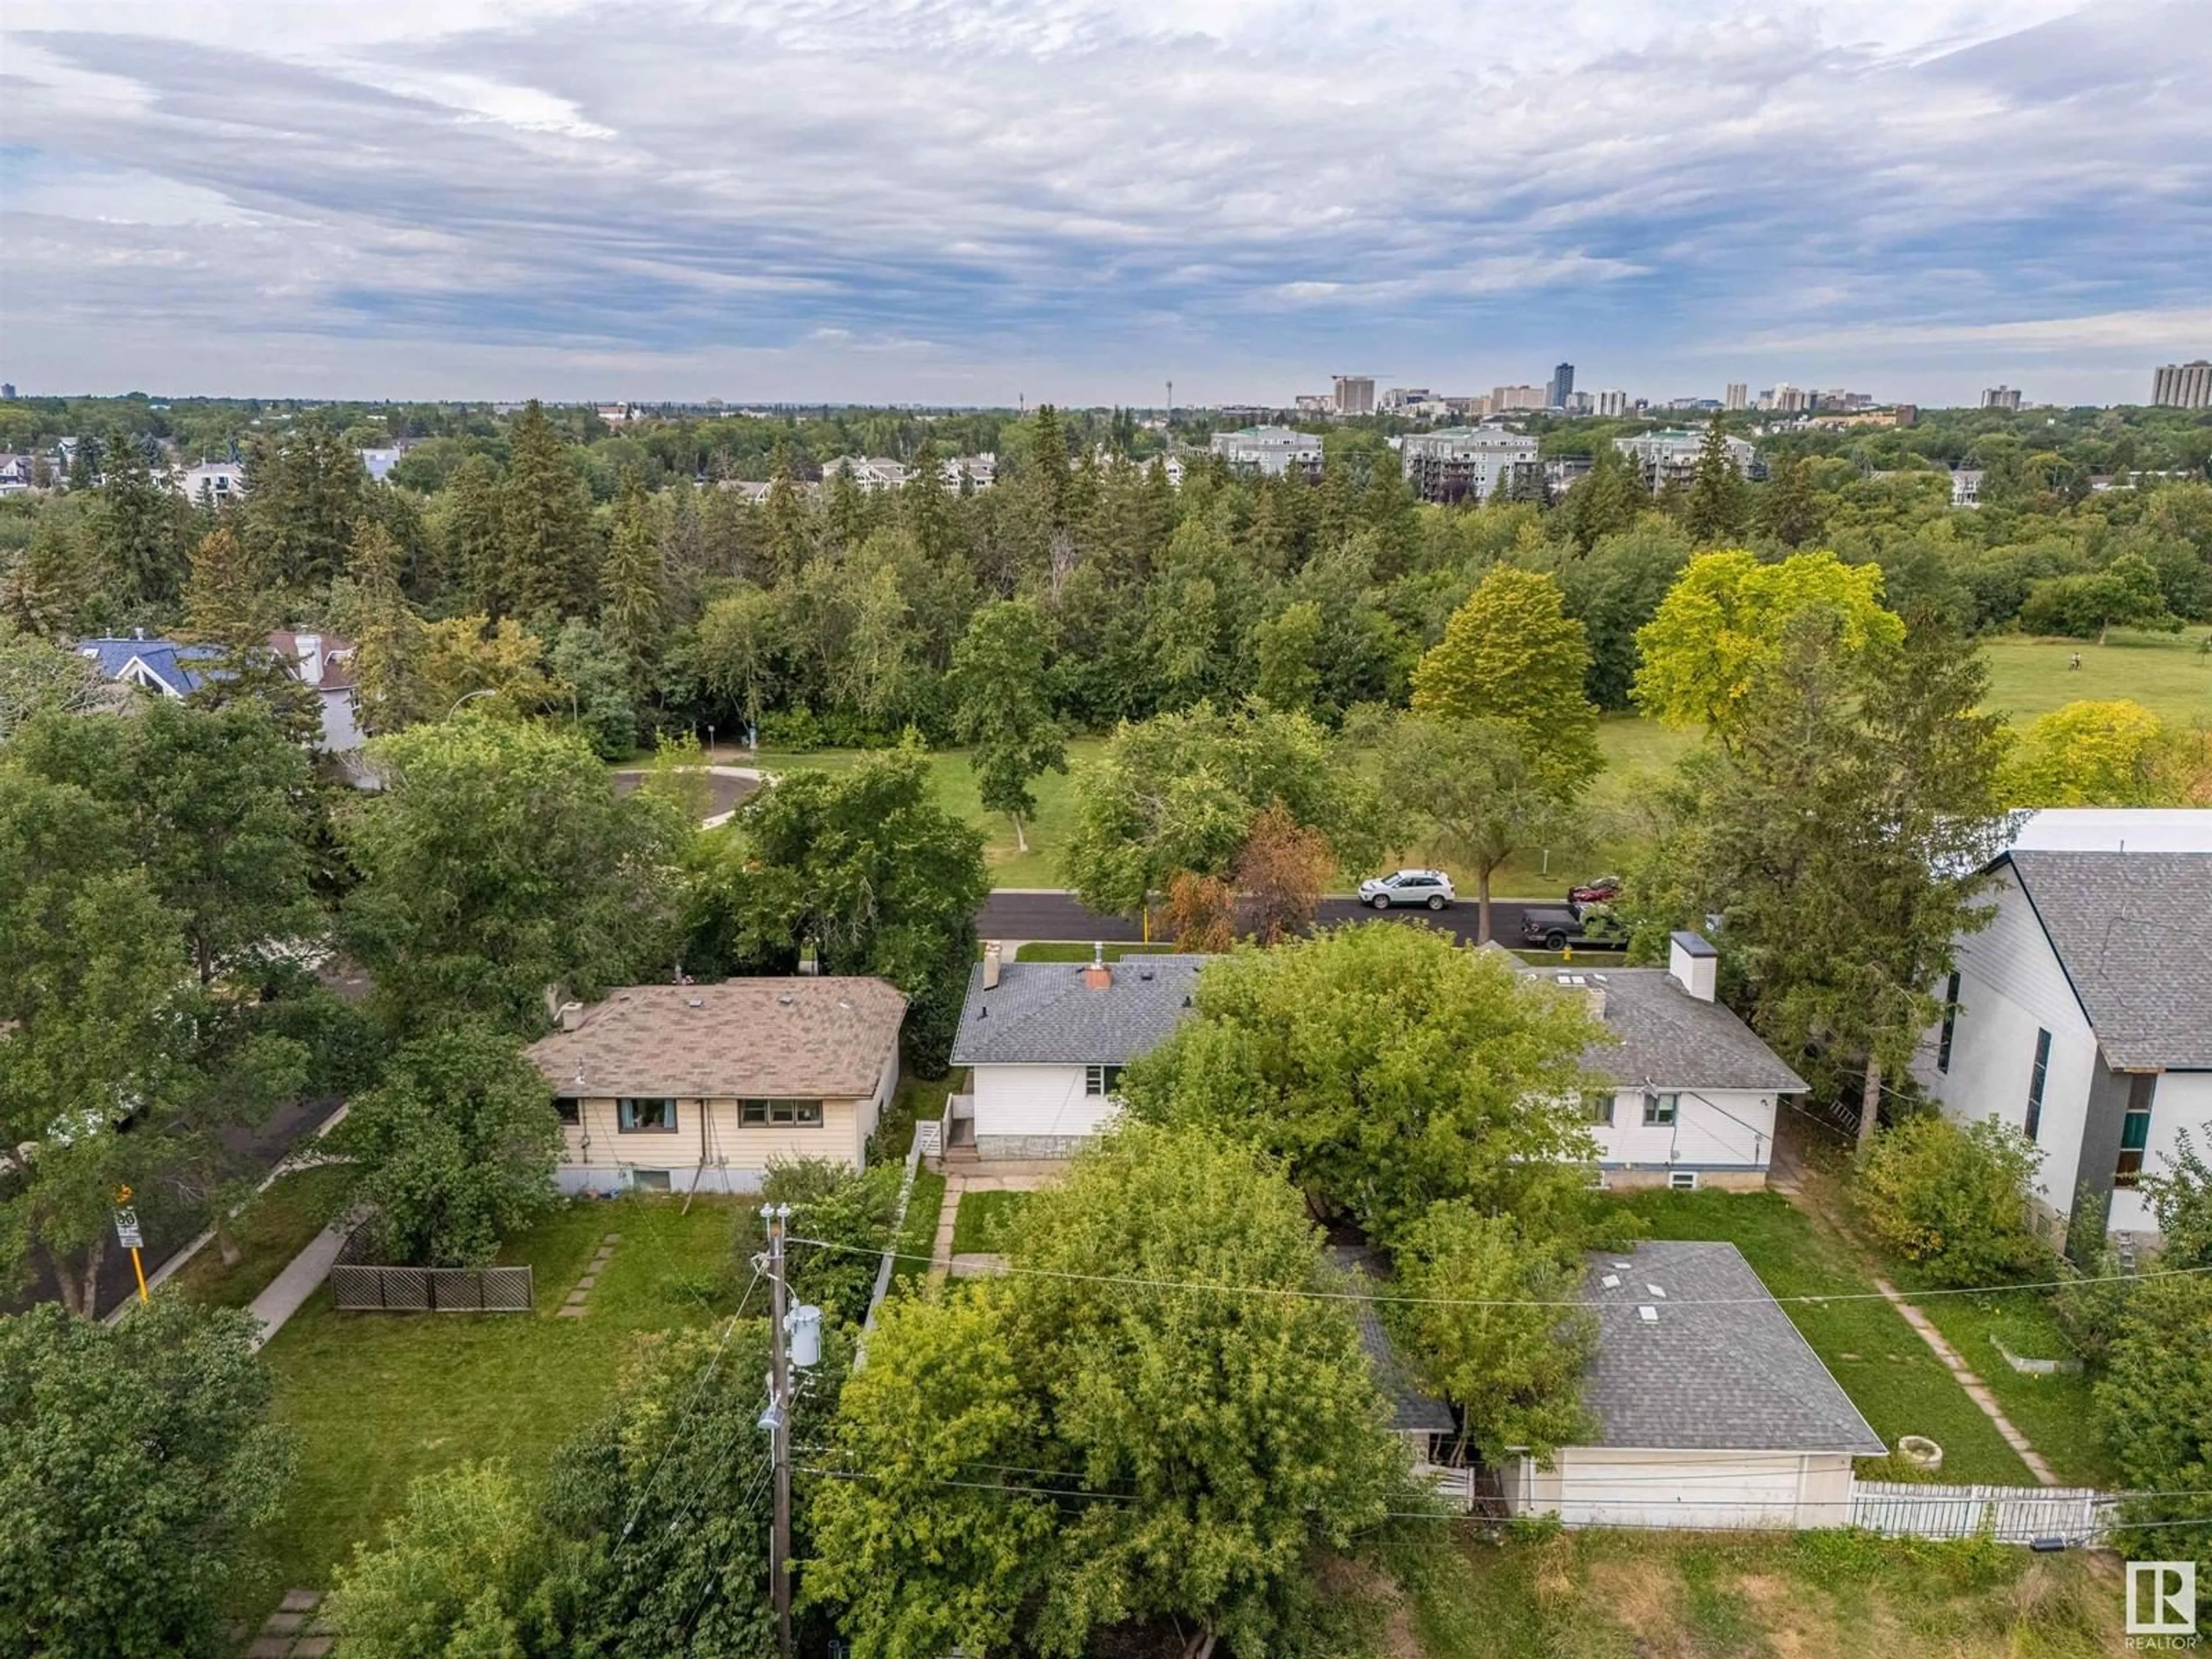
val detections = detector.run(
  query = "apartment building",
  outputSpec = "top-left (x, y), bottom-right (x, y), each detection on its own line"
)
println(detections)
top-left (2151, 360), bottom-right (2211, 410)
top-left (1399, 427), bottom-right (1540, 504)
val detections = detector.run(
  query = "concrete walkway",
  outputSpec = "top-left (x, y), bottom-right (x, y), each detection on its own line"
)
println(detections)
top-left (927, 1165), bottom-right (1059, 1287)
top-left (245, 1219), bottom-right (353, 1351)
top-left (1874, 1275), bottom-right (2061, 1486)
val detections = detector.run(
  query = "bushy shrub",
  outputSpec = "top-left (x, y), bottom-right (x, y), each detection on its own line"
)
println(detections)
top-left (755, 1157), bottom-right (902, 1327)
top-left (1855, 1113), bottom-right (2051, 1286)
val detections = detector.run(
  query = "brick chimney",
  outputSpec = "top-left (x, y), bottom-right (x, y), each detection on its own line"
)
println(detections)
top-left (1081, 941), bottom-right (1112, 990)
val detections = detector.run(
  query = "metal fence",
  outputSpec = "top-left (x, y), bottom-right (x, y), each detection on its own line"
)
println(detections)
top-left (1848, 1480), bottom-right (2111, 1546)
top-left (329, 1263), bottom-right (533, 1312)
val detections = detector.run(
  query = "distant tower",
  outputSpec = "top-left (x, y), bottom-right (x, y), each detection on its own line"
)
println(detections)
top-left (1165, 379), bottom-right (1173, 417)
top-left (1725, 382), bottom-right (1748, 412)
top-left (1548, 362), bottom-right (1575, 408)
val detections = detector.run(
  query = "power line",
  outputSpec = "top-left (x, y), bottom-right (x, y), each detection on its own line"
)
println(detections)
top-left (786, 1233), bottom-right (2212, 1310)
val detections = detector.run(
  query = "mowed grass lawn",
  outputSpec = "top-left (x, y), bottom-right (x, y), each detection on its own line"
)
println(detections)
top-left (1610, 1189), bottom-right (2035, 1485)
top-left (239, 1195), bottom-right (747, 1608)
top-left (166, 1164), bottom-right (354, 1310)
top-left (722, 628), bottom-right (2211, 909)
top-left (1380, 1521), bottom-right (2126, 1658)
top-left (948, 1188), bottom-right (1032, 1255)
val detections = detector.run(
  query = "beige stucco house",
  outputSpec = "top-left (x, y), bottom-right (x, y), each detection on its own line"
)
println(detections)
top-left (522, 978), bottom-right (906, 1195)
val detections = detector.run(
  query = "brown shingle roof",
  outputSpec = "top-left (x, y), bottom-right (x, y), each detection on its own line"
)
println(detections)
top-left (524, 979), bottom-right (906, 1100)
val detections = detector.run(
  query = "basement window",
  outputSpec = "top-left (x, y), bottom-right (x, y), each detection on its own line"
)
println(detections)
top-left (1668, 1170), bottom-right (1699, 1191)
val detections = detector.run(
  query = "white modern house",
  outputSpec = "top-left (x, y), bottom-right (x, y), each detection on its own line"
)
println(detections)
top-left (1910, 811), bottom-right (2212, 1249)
top-left (1505, 1241), bottom-right (1885, 1529)
top-left (945, 948), bottom-right (1214, 1158)
top-left (1517, 933), bottom-right (1808, 1191)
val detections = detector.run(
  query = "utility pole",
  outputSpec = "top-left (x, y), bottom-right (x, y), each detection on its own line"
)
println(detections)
top-left (766, 1201), bottom-right (793, 1659)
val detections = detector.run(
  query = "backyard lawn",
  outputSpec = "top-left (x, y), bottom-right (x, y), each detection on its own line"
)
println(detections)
top-left (165, 1164), bottom-right (354, 1310)
top-left (1373, 1518), bottom-right (2126, 1658)
top-left (1611, 1188), bottom-right (2036, 1485)
top-left (237, 1195), bottom-right (747, 1609)
top-left (949, 1188), bottom-right (1032, 1255)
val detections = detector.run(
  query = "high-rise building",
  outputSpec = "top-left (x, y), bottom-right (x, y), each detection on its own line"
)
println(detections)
top-left (2152, 361), bottom-right (2211, 410)
top-left (1595, 389), bottom-right (1628, 418)
top-left (1331, 375), bottom-right (1375, 417)
top-left (1547, 362), bottom-right (1575, 408)
top-left (1724, 382), bottom-right (1747, 412)
top-left (1980, 385), bottom-right (2023, 411)
top-left (1490, 383), bottom-right (1547, 411)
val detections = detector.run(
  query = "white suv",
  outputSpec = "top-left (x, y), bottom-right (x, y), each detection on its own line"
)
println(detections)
top-left (1358, 869), bottom-right (1456, 910)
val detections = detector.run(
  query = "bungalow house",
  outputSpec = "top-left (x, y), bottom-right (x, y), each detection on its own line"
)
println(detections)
top-left (1909, 816), bottom-right (2212, 1249)
top-left (522, 979), bottom-right (906, 1195)
top-left (1523, 933), bottom-right (1809, 1191)
top-left (1503, 1241), bottom-right (1884, 1529)
top-left (1332, 1245), bottom-right (1457, 1467)
top-left (945, 946), bottom-right (1215, 1160)
top-left (77, 630), bottom-right (366, 771)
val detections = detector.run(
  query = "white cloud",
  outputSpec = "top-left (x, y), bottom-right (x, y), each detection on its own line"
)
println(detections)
top-left (0, 1), bottom-right (2205, 403)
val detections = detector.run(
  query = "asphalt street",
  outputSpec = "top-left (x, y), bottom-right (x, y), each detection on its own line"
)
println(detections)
top-left (976, 889), bottom-right (1575, 949)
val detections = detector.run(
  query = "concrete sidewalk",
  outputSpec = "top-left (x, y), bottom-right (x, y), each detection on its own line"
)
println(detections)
top-left (245, 1220), bottom-right (353, 1351)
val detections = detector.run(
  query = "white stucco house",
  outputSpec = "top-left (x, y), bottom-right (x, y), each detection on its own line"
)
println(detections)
top-left (1910, 813), bottom-right (2212, 1249)
top-left (945, 947), bottom-right (1215, 1159)
top-left (1521, 933), bottom-right (1809, 1191)
top-left (1505, 1241), bottom-right (1885, 1529)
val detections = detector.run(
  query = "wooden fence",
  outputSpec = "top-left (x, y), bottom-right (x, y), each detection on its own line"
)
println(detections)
top-left (1847, 1480), bottom-right (2111, 1546)
top-left (329, 1263), bottom-right (534, 1312)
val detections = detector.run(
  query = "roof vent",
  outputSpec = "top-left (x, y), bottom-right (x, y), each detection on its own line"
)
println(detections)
top-left (558, 1001), bottom-right (586, 1032)
top-left (1600, 1273), bottom-right (1620, 1289)
top-left (1638, 1305), bottom-right (1659, 1323)
top-left (1646, 1284), bottom-right (1666, 1298)
top-left (778, 993), bottom-right (794, 1006)
top-left (687, 997), bottom-right (703, 1009)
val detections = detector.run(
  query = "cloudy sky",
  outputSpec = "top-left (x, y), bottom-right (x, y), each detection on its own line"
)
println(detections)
top-left (3, 1), bottom-right (2208, 407)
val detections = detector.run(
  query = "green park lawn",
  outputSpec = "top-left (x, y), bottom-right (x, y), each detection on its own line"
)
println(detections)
top-left (707, 627), bottom-right (2212, 917)
top-left (165, 1164), bottom-right (354, 1310)
top-left (948, 1188), bottom-right (1032, 1256)
top-left (1611, 1188), bottom-right (2036, 1486)
top-left (237, 1195), bottom-right (746, 1608)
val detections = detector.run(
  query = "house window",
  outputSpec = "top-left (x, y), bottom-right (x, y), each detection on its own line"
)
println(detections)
top-left (1669, 1170), bottom-right (1699, 1191)
top-left (555, 1099), bottom-right (581, 1126)
top-left (1642, 1092), bottom-right (1678, 1127)
top-left (632, 1169), bottom-right (672, 1193)
top-left (739, 1100), bottom-right (824, 1127)
top-left (2025, 1029), bottom-right (2051, 1142)
top-left (618, 1097), bottom-right (677, 1133)
top-left (1084, 1065), bottom-right (1124, 1097)
top-left (2115, 1074), bottom-right (2156, 1190)
top-left (1937, 972), bottom-right (1961, 1073)
top-left (1584, 1092), bottom-right (1616, 1126)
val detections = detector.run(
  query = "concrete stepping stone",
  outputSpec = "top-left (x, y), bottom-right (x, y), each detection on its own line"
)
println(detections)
top-left (575, 1273), bottom-right (598, 1289)
top-left (264, 1612), bottom-right (306, 1636)
top-left (280, 1590), bottom-right (321, 1613)
top-left (247, 1639), bottom-right (293, 1658)
top-left (295, 1639), bottom-right (335, 1657)
top-left (556, 1303), bottom-right (588, 1317)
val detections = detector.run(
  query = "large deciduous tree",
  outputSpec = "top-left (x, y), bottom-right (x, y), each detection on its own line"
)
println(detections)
top-left (0, 1298), bottom-right (294, 1659)
top-left (330, 1024), bottom-right (563, 1267)
top-left (683, 745), bottom-right (988, 1072)
top-left (340, 715), bottom-right (685, 1036)
top-left (1060, 701), bottom-right (1380, 918)
top-left (808, 1125), bottom-right (1409, 1659)
top-left (950, 598), bottom-right (1066, 853)
top-left (1410, 565), bottom-right (1600, 789)
top-left (1121, 925), bottom-right (1603, 1237)
top-left (2001, 699), bottom-right (2172, 806)
top-left (1633, 548), bottom-right (1904, 742)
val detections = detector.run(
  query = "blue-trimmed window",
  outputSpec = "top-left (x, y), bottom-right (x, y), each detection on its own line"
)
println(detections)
top-left (2024, 1029), bottom-right (2051, 1142)
top-left (2115, 1073), bottom-right (2155, 1189)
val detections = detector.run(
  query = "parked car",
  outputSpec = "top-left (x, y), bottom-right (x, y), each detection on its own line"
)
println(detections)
top-left (1520, 904), bottom-right (1627, 952)
top-left (1358, 868), bottom-right (1456, 910)
top-left (1569, 874), bottom-right (1623, 909)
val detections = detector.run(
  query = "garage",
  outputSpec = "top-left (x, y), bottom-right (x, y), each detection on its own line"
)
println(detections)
top-left (1506, 1241), bottom-right (1884, 1531)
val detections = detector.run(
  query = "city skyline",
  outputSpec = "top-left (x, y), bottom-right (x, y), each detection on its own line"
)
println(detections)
top-left (3, 1), bottom-right (2208, 407)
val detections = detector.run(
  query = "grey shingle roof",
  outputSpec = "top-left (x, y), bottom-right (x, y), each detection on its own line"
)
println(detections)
top-left (1577, 1242), bottom-right (1884, 1455)
top-left (948, 956), bottom-right (1217, 1067)
top-left (2005, 850), bottom-right (2212, 1069)
top-left (1529, 967), bottom-right (1808, 1094)
top-left (1330, 1247), bottom-right (1457, 1437)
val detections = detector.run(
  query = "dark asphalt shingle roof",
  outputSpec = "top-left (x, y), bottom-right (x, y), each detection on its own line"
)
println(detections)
top-left (1330, 1247), bottom-right (1457, 1437)
top-left (948, 956), bottom-right (1217, 1067)
top-left (1528, 967), bottom-right (1808, 1094)
top-left (1577, 1242), bottom-right (1884, 1455)
top-left (2005, 850), bottom-right (2212, 1069)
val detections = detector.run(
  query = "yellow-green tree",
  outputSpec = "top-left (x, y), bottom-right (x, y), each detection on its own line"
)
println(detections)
top-left (1633, 548), bottom-right (1903, 740)
top-left (1410, 565), bottom-right (1599, 787)
top-left (2001, 699), bottom-right (2169, 806)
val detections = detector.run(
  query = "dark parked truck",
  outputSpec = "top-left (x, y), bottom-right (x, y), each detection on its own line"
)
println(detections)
top-left (1519, 903), bottom-right (1628, 952)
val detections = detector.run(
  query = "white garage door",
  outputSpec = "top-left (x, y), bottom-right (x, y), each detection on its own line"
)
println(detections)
top-left (1557, 1454), bottom-right (1803, 1529)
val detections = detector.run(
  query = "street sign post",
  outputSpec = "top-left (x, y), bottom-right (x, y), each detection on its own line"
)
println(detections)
top-left (113, 1188), bottom-right (149, 1304)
